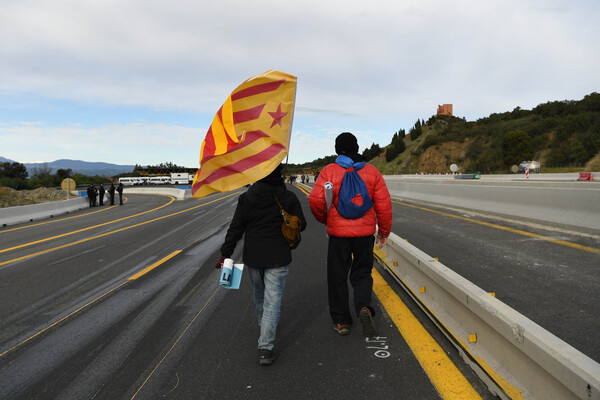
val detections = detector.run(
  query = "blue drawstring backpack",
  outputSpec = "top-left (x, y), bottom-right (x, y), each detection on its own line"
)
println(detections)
top-left (335, 155), bottom-right (373, 219)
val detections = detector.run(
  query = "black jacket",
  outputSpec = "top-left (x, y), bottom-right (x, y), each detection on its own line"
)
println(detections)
top-left (221, 182), bottom-right (307, 268)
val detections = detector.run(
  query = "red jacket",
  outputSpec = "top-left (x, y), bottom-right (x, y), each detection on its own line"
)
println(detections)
top-left (309, 160), bottom-right (392, 238)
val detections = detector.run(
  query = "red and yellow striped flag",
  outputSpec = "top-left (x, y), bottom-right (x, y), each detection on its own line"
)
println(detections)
top-left (191, 70), bottom-right (297, 198)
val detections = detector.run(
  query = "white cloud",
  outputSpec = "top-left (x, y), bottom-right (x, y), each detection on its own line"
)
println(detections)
top-left (1, 0), bottom-right (599, 164)
top-left (1, 121), bottom-right (204, 166)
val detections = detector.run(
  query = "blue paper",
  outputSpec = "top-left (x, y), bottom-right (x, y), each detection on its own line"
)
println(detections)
top-left (219, 263), bottom-right (244, 289)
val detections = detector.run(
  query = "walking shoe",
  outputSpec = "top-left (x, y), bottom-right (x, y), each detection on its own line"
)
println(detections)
top-left (359, 307), bottom-right (378, 337)
top-left (259, 349), bottom-right (276, 366)
top-left (333, 323), bottom-right (351, 335)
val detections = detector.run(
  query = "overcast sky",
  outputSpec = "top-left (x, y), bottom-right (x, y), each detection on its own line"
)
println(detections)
top-left (1, 0), bottom-right (599, 167)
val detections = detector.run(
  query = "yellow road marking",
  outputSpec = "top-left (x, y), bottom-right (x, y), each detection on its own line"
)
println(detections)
top-left (295, 183), bottom-right (312, 196)
top-left (0, 192), bottom-right (241, 358)
top-left (392, 200), bottom-right (600, 254)
top-left (374, 248), bottom-right (524, 400)
top-left (0, 248), bottom-right (185, 358)
top-left (128, 250), bottom-right (182, 280)
top-left (372, 268), bottom-right (483, 400)
top-left (0, 191), bottom-right (241, 268)
top-left (0, 196), bottom-right (175, 254)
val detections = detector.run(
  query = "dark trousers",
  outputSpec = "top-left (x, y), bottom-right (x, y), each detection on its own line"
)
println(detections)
top-left (327, 235), bottom-right (375, 325)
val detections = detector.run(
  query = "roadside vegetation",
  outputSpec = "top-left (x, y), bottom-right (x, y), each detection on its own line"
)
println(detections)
top-left (287, 92), bottom-right (600, 175)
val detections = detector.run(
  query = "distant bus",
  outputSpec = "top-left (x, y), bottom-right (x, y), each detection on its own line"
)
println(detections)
top-left (119, 177), bottom-right (141, 186)
top-left (148, 176), bottom-right (170, 185)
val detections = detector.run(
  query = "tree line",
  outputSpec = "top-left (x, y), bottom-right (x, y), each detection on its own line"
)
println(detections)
top-left (420, 92), bottom-right (600, 172)
top-left (0, 163), bottom-right (113, 190)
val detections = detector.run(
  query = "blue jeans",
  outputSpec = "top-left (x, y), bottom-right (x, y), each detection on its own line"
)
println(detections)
top-left (247, 265), bottom-right (289, 350)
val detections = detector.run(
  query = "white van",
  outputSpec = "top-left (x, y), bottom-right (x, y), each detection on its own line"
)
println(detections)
top-left (119, 177), bottom-right (139, 186)
top-left (149, 176), bottom-right (169, 185)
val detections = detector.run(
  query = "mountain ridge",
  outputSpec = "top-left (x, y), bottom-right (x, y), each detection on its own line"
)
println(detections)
top-left (0, 157), bottom-right (135, 177)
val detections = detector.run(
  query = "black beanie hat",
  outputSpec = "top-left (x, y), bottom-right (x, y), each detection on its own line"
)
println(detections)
top-left (335, 132), bottom-right (359, 155)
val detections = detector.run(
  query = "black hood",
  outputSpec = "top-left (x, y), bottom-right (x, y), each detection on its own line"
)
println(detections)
top-left (245, 182), bottom-right (286, 208)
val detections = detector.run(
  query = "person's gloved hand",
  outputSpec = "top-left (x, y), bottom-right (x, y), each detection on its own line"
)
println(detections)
top-left (215, 255), bottom-right (226, 269)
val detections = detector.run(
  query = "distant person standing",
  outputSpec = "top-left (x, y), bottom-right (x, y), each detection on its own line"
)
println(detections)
top-left (117, 182), bottom-right (124, 205)
top-left (109, 182), bottom-right (116, 205)
top-left (87, 185), bottom-right (94, 208)
top-left (91, 184), bottom-right (98, 207)
top-left (98, 184), bottom-right (105, 206)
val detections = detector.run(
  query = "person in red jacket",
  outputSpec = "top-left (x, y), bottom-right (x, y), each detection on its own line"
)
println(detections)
top-left (309, 132), bottom-right (392, 337)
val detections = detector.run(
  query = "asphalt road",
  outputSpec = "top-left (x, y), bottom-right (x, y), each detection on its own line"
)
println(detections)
top-left (0, 184), bottom-right (598, 399)
top-left (389, 197), bottom-right (600, 363)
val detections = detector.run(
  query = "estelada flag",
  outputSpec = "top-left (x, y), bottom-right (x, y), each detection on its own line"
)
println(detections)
top-left (191, 70), bottom-right (297, 198)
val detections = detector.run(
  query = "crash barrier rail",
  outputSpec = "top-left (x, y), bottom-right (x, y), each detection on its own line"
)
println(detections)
top-left (0, 187), bottom-right (191, 227)
top-left (383, 175), bottom-right (600, 232)
top-left (0, 196), bottom-right (90, 227)
top-left (121, 186), bottom-right (191, 201)
top-left (375, 232), bottom-right (600, 400)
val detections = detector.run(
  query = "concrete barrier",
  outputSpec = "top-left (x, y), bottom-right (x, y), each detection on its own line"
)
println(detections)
top-left (0, 187), bottom-right (191, 227)
top-left (383, 176), bottom-right (600, 232)
top-left (122, 187), bottom-right (191, 200)
top-left (376, 233), bottom-right (600, 400)
top-left (0, 197), bottom-right (90, 226)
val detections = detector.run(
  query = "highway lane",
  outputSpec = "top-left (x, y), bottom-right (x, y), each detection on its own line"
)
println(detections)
top-left (0, 187), bottom-right (500, 400)
top-left (0, 188), bottom-right (493, 400)
top-left (0, 183), bottom-right (598, 399)
top-left (0, 192), bottom-right (241, 356)
top-left (390, 197), bottom-right (600, 364)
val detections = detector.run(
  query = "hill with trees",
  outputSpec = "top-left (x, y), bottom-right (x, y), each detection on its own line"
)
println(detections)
top-left (288, 92), bottom-right (600, 175)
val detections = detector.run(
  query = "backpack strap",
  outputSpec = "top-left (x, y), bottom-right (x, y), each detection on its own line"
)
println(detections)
top-left (273, 194), bottom-right (289, 223)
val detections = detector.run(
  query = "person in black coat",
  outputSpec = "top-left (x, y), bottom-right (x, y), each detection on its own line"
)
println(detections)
top-left (98, 184), bottom-right (105, 206)
top-left (109, 182), bottom-right (116, 205)
top-left (86, 185), bottom-right (94, 208)
top-left (91, 184), bottom-right (98, 207)
top-left (216, 164), bottom-right (307, 366)
top-left (117, 183), bottom-right (124, 205)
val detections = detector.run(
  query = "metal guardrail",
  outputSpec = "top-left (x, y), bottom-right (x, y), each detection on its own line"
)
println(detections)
top-left (374, 232), bottom-right (600, 400)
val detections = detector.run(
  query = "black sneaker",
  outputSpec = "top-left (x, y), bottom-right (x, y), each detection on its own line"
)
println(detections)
top-left (259, 349), bottom-right (276, 366)
top-left (359, 307), bottom-right (377, 338)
